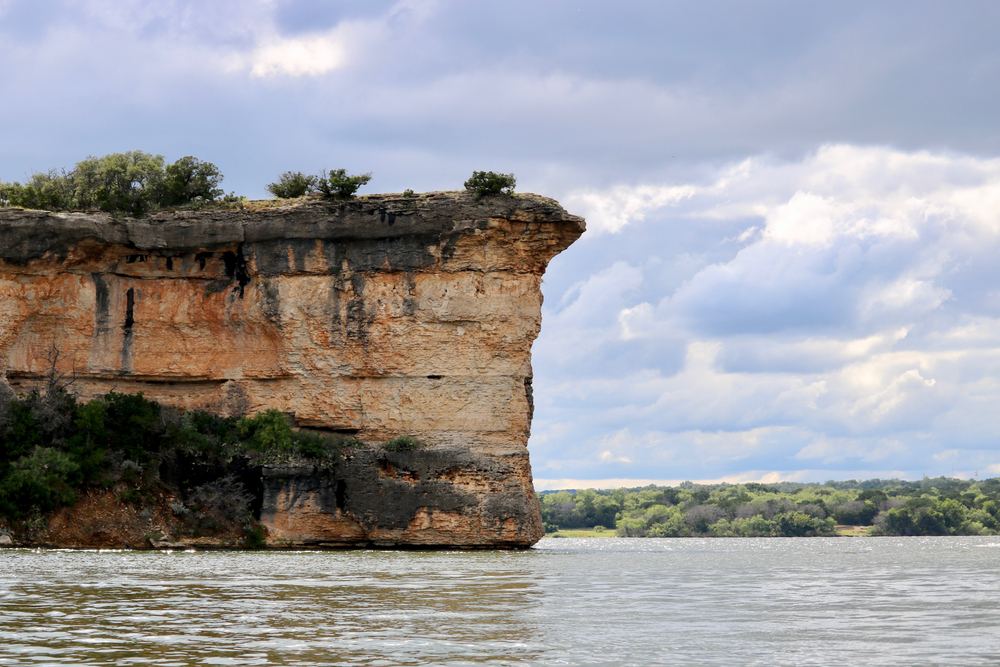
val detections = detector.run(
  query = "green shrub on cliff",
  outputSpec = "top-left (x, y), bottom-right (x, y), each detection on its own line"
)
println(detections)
top-left (263, 168), bottom-right (372, 200)
top-left (0, 152), bottom-right (228, 216)
top-left (0, 379), bottom-right (363, 525)
top-left (317, 168), bottom-right (372, 199)
top-left (383, 435), bottom-right (421, 452)
top-left (238, 409), bottom-right (294, 451)
top-left (3, 447), bottom-right (81, 515)
top-left (464, 171), bottom-right (516, 200)
top-left (265, 171), bottom-right (318, 199)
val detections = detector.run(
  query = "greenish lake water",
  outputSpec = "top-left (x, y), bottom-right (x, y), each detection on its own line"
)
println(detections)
top-left (2, 537), bottom-right (1000, 665)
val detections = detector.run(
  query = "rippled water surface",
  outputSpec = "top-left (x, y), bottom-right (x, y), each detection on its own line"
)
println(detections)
top-left (3, 537), bottom-right (1000, 665)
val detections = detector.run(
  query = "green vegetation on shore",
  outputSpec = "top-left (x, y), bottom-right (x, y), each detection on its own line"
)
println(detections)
top-left (541, 479), bottom-right (1000, 537)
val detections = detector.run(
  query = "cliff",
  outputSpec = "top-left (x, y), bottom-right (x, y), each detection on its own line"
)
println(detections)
top-left (0, 192), bottom-right (585, 548)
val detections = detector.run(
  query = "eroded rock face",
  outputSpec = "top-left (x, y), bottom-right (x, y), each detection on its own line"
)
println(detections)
top-left (0, 193), bottom-right (585, 547)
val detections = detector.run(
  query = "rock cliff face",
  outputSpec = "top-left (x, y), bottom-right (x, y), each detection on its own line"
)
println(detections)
top-left (0, 193), bottom-right (584, 547)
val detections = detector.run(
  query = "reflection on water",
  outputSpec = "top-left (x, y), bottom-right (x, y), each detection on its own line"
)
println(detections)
top-left (3, 538), bottom-right (1000, 665)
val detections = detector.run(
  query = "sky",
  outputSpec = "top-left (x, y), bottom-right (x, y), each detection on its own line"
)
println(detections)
top-left (3, 0), bottom-right (1000, 488)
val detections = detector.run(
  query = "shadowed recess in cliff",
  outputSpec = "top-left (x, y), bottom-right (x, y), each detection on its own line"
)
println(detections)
top-left (121, 287), bottom-right (135, 374)
top-left (222, 245), bottom-right (252, 298)
top-left (92, 273), bottom-right (111, 337)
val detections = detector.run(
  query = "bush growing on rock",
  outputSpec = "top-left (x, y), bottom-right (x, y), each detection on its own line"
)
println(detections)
top-left (265, 171), bottom-right (318, 199)
top-left (264, 168), bottom-right (372, 200)
top-left (189, 475), bottom-right (254, 525)
top-left (464, 170), bottom-right (516, 200)
top-left (0, 170), bottom-right (75, 211)
top-left (4, 447), bottom-right (81, 514)
top-left (238, 409), bottom-right (294, 451)
top-left (383, 435), bottom-right (421, 452)
top-left (317, 168), bottom-right (372, 199)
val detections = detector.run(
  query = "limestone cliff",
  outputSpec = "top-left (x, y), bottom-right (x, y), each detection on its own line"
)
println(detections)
top-left (0, 193), bottom-right (584, 547)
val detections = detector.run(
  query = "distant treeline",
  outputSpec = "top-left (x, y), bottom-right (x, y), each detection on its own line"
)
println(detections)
top-left (540, 478), bottom-right (1000, 537)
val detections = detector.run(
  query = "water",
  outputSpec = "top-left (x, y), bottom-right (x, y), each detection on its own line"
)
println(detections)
top-left (2, 537), bottom-right (1000, 666)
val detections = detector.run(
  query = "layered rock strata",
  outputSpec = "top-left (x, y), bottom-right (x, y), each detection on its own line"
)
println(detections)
top-left (0, 193), bottom-right (584, 547)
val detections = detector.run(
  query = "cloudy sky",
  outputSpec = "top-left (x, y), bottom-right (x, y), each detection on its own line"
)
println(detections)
top-left (3, 1), bottom-right (1000, 488)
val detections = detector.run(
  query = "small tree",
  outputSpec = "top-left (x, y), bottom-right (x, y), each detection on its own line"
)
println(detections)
top-left (265, 171), bottom-right (317, 199)
top-left (317, 168), bottom-right (372, 199)
top-left (73, 151), bottom-right (167, 216)
top-left (163, 157), bottom-right (224, 205)
top-left (464, 170), bottom-right (516, 200)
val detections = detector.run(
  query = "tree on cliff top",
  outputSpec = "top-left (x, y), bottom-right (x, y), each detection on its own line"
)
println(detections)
top-left (0, 152), bottom-right (227, 216)
top-left (162, 157), bottom-right (224, 206)
top-left (464, 171), bottom-right (516, 200)
top-left (317, 168), bottom-right (372, 199)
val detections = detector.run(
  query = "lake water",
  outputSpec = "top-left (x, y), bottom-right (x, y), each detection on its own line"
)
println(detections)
top-left (2, 537), bottom-right (1000, 666)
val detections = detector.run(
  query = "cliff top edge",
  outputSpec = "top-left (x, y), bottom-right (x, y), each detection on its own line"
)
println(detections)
top-left (0, 191), bottom-right (586, 258)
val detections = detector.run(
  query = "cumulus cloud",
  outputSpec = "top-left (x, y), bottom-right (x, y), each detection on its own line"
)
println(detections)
top-left (563, 184), bottom-right (698, 234)
top-left (531, 145), bottom-right (1000, 481)
top-left (237, 1), bottom-right (436, 78)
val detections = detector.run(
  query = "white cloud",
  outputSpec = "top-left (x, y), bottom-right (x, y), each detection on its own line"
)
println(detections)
top-left (618, 302), bottom-right (655, 340)
top-left (248, 30), bottom-right (348, 78)
top-left (6, 0), bottom-right (431, 81)
top-left (234, 3), bottom-right (434, 78)
top-left (564, 144), bottom-right (1000, 239)
top-left (563, 184), bottom-right (698, 234)
top-left (863, 277), bottom-right (951, 314)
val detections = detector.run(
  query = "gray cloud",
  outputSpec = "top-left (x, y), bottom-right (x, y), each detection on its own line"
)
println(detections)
top-left (4, 1), bottom-right (1000, 197)
top-left (533, 145), bottom-right (1000, 481)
